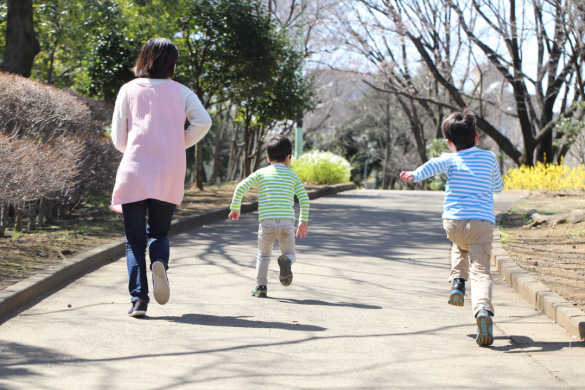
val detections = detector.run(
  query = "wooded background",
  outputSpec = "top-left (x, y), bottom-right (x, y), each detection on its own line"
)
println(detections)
top-left (1, 0), bottom-right (585, 235)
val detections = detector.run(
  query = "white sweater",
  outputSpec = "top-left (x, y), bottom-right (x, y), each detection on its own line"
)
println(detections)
top-left (111, 78), bottom-right (212, 153)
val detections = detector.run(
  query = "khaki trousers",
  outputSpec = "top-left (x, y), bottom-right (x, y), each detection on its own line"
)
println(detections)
top-left (443, 219), bottom-right (495, 316)
top-left (256, 219), bottom-right (296, 286)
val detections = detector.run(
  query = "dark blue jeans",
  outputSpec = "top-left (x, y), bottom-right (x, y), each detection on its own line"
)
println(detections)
top-left (122, 199), bottom-right (176, 303)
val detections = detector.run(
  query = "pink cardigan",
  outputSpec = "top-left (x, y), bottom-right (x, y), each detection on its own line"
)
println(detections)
top-left (110, 80), bottom-right (187, 213)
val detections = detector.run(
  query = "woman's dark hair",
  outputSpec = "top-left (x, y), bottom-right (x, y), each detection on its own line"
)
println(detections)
top-left (441, 108), bottom-right (477, 151)
top-left (132, 37), bottom-right (179, 79)
top-left (267, 135), bottom-right (292, 162)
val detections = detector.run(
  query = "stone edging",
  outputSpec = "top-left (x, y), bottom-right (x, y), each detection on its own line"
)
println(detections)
top-left (492, 213), bottom-right (585, 340)
top-left (0, 183), bottom-right (355, 321)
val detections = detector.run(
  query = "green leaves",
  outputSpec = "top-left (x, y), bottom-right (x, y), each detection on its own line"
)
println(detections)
top-left (83, 30), bottom-right (138, 101)
top-left (175, 0), bottom-right (312, 125)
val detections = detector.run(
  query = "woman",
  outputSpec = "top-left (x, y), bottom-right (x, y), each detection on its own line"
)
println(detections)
top-left (110, 37), bottom-right (212, 317)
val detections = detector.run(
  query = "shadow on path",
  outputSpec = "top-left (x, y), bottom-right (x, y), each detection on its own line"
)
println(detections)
top-left (277, 298), bottom-right (382, 309)
top-left (149, 313), bottom-right (326, 331)
top-left (485, 334), bottom-right (585, 353)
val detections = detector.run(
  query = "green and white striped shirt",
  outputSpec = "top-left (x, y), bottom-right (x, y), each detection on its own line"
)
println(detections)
top-left (230, 164), bottom-right (309, 222)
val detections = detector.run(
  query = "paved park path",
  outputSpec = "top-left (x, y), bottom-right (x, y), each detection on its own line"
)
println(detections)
top-left (0, 190), bottom-right (583, 389)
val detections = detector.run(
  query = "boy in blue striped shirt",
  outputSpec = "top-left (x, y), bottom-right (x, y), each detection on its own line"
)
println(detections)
top-left (400, 108), bottom-right (503, 347)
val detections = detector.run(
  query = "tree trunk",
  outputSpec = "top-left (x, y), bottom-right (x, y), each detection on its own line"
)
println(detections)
top-left (46, 200), bottom-right (55, 224)
top-left (194, 143), bottom-right (205, 190)
top-left (27, 199), bottom-right (37, 230)
top-left (398, 97), bottom-right (427, 164)
top-left (0, 200), bottom-right (6, 238)
top-left (58, 192), bottom-right (67, 220)
top-left (185, 145), bottom-right (195, 185)
top-left (252, 126), bottom-right (268, 172)
top-left (228, 143), bottom-right (244, 182)
top-left (243, 118), bottom-right (253, 178)
top-left (382, 102), bottom-right (392, 190)
top-left (226, 124), bottom-right (241, 182)
top-left (209, 107), bottom-right (230, 184)
top-left (2, 0), bottom-right (41, 77)
top-left (38, 197), bottom-right (45, 228)
top-left (15, 200), bottom-right (23, 232)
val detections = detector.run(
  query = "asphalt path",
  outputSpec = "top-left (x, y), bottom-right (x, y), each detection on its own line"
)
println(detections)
top-left (0, 190), bottom-right (583, 389)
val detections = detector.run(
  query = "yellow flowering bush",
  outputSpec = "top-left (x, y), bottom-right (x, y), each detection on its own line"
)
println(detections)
top-left (503, 161), bottom-right (585, 192)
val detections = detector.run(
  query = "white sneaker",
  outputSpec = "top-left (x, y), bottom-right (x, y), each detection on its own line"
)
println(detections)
top-left (152, 261), bottom-right (170, 305)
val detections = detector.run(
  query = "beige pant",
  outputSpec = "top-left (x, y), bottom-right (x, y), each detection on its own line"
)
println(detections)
top-left (256, 219), bottom-right (296, 286)
top-left (443, 219), bottom-right (494, 316)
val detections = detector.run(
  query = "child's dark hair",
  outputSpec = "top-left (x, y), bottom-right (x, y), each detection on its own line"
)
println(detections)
top-left (441, 108), bottom-right (477, 151)
top-left (133, 37), bottom-right (178, 79)
top-left (266, 135), bottom-right (292, 162)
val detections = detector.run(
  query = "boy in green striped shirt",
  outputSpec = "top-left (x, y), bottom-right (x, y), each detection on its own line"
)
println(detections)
top-left (228, 135), bottom-right (310, 298)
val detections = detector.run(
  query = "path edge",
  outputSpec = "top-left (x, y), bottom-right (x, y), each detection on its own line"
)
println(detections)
top-left (0, 183), bottom-right (355, 321)
top-left (493, 195), bottom-right (585, 341)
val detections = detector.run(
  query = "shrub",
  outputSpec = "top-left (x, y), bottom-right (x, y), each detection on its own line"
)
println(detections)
top-left (503, 161), bottom-right (585, 192)
top-left (291, 151), bottom-right (351, 185)
top-left (0, 72), bottom-right (119, 233)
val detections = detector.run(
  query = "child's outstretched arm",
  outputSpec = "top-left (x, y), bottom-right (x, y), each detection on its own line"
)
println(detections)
top-left (400, 155), bottom-right (451, 183)
top-left (294, 178), bottom-right (310, 239)
top-left (228, 172), bottom-right (259, 221)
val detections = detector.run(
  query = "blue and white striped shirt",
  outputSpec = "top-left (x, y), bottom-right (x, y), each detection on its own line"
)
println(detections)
top-left (412, 147), bottom-right (504, 224)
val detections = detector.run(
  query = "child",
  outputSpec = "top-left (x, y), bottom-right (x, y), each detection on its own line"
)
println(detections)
top-left (228, 135), bottom-right (309, 298)
top-left (400, 108), bottom-right (503, 346)
top-left (110, 37), bottom-right (212, 317)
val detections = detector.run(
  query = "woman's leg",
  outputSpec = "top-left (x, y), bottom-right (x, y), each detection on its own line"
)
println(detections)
top-left (145, 199), bottom-right (176, 270)
top-left (122, 200), bottom-right (149, 303)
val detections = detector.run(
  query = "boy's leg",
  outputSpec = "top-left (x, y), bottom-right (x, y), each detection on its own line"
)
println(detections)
top-left (443, 219), bottom-right (470, 282)
top-left (449, 243), bottom-right (470, 281)
top-left (443, 219), bottom-right (470, 306)
top-left (468, 220), bottom-right (495, 317)
top-left (448, 243), bottom-right (468, 306)
top-left (257, 220), bottom-right (277, 287)
top-left (276, 219), bottom-right (295, 286)
top-left (122, 200), bottom-right (149, 304)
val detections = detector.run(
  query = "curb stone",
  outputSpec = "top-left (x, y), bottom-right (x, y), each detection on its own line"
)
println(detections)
top-left (493, 203), bottom-right (585, 341)
top-left (0, 183), bottom-right (355, 322)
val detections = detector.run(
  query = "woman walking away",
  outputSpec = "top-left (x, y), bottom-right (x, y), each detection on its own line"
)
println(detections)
top-left (110, 37), bottom-right (212, 317)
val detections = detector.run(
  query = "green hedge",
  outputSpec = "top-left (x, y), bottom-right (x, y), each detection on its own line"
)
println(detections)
top-left (291, 151), bottom-right (351, 185)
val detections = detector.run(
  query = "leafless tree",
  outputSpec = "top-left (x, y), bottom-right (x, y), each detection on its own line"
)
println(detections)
top-left (335, 0), bottom-right (584, 166)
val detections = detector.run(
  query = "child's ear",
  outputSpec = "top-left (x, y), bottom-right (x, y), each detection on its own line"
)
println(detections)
top-left (475, 132), bottom-right (479, 144)
top-left (266, 154), bottom-right (270, 163)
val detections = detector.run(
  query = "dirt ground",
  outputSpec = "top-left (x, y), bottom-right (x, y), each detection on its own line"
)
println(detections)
top-left (500, 193), bottom-right (585, 313)
top-left (0, 182), bottom-right (273, 291)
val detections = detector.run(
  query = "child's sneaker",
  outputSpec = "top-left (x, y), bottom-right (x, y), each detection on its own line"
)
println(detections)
top-left (476, 308), bottom-right (494, 346)
top-left (252, 285), bottom-right (267, 298)
top-left (278, 255), bottom-right (293, 286)
top-left (128, 300), bottom-right (148, 317)
top-left (448, 278), bottom-right (466, 307)
top-left (152, 260), bottom-right (170, 305)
